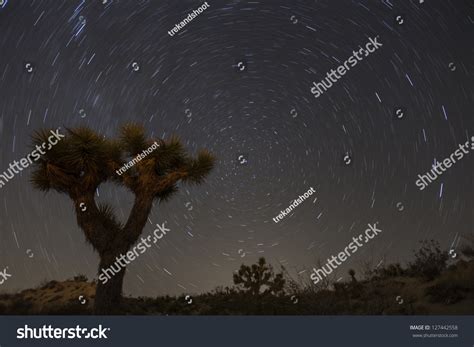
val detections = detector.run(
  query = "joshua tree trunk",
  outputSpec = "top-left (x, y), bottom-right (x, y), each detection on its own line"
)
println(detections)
top-left (95, 253), bottom-right (127, 314)
top-left (71, 191), bottom-right (155, 314)
top-left (71, 193), bottom-right (127, 314)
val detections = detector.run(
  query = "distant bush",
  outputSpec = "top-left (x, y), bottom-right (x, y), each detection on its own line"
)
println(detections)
top-left (460, 233), bottom-right (474, 259)
top-left (407, 240), bottom-right (448, 280)
top-left (425, 261), bottom-right (474, 304)
top-left (426, 282), bottom-right (465, 304)
top-left (373, 263), bottom-right (405, 278)
top-left (461, 246), bottom-right (474, 258)
top-left (72, 274), bottom-right (88, 282)
top-left (39, 280), bottom-right (58, 290)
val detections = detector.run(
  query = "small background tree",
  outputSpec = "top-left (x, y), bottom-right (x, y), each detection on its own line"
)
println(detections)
top-left (30, 123), bottom-right (215, 314)
top-left (233, 257), bottom-right (285, 296)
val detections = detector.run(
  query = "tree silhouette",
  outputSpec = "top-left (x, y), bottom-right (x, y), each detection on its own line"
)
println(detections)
top-left (407, 240), bottom-right (448, 280)
top-left (233, 258), bottom-right (285, 296)
top-left (30, 124), bottom-right (215, 313)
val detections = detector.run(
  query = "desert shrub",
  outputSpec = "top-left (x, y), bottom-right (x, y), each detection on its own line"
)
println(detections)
top-left (373, 263), bottom-right (405, 278)
top-left (461, 246), bottom-right (474, 258)
top-left (211, 285), bottom-right (238, 295)
top-left (39, 280), bottom-right (58, 290)
top-left (426, 260), bottom-right (474, 304)
top-left (425, 282), bottom-right (465, 304)
top-left (72, 274), bottom-right (88, 282)
top-left (333, 282), bottom-right (350, 298)
top-left (407, 240), bottom-right (448, 280)
top-left (458, 232), bottom-right (474, 259)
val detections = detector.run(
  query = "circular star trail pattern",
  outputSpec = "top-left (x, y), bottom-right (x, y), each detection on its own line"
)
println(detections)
top-left (0, 0), bottom-right (473, 297)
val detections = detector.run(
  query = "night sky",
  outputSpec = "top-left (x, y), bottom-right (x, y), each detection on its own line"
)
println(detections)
top-left (0, 0), bottom-right (473, 298)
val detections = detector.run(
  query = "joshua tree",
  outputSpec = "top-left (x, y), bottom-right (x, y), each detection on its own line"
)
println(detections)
top-left (30, 124), bottom-right (215, 314)
top-left (233, 257), bottom-right (285, 296)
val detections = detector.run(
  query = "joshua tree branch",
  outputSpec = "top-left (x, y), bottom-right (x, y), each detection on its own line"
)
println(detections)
top-left (154, 171), bottom-right (188, 194)
top-left (122, 192), bottom-right (155, 246)
top-left (71, 191), bottom-right (119, 254)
